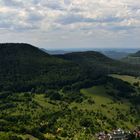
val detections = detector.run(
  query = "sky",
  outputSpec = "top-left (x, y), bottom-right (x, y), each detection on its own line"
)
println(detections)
top-left (0, 0), bottom-right (140, 49)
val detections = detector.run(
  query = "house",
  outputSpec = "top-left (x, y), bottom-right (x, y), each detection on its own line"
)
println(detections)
top-left (111, 128), bottom-right (128, 140)
top-left (133, 130), bottom-right (140, 138)
top-left (97, 131), bottom-right (111, 140)
top-left (96, 128), bottom-right (129, 140)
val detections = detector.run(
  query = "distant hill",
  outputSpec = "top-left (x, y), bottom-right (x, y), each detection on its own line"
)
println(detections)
top-left (102, 51), bottom-right (129, 60)
top-left (41, 48), bottom-right (138, 59)
top-left (56, 51), bottom-right (116, 63)
top-left (0, 43), bottom-right (140, 92)
top-left (122, 50), bottom-right (140, 65)
top-left (0, 45), bottom-right (118, 92)
top-left (56, 51), bottom-right (140, 76)
top-left (131, 51), bottom-right (140, 57)
top-left (0, 43), bottom-right (82, 91)
top-left (41, 48), bottom-right (69, 54)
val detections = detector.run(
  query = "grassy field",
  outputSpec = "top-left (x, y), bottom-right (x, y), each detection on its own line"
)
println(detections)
top-left (0, 77), bottom-right (140, 139)
top-left (111, 74), bottom-right (140, 85)
top-left (80, 86), bottom-right (138, 129)
top-left (0, 132), bottom-right (38, 140)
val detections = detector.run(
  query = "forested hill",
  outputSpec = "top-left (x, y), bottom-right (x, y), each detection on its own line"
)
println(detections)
top-left (122, 50), bottom-right (140, 65)
top-left (0, 43), bottom-right (50, 57)
top-left (0, 43), bottom-right (140, 92)
top-left (0, 43), bottom-right (83, 92)
top-left (55, 51), bottom-right (140, 76)
top-left (56, 51), bottom-right (112, 63)
top-left (131, 51), bottom-right (140, 57)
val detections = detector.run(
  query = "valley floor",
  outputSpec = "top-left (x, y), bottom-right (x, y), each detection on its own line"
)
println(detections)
top-left (0, 75), bottom-right (140, 140)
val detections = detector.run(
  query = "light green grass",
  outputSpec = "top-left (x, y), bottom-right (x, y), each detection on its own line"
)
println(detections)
top-left (20, 134), bottom-right (38, 140)
top-left (0, 86), bottom-right (139, 139)
top-left (0, 132), bottom-right (38, 140)
top-left (80, 86), bottom-right (130, 115)
top-left (34, 94), bottom-right (59, 111)
top-left (78, 85), bottom-right (137, 129)
top-left (111, 74), bottom-right (140, 85)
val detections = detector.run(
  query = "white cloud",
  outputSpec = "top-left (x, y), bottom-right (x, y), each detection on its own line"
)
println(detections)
top-left (0, 0), bottom-right (140, 48)
top-left (0, 0), bottom-right (140, 31)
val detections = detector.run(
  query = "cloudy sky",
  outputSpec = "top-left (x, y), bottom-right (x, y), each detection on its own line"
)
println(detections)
top-left (0, 0), bottom-right (140, 49)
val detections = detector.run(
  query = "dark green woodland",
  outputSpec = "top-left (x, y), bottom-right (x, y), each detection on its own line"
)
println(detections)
top-left (0, 43), bottom-right (140, 140)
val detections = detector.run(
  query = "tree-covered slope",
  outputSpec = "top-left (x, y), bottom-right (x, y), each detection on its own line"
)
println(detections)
top-left (102, 51), bottom-right (129, 60)
top-left (56, 51), bottom-right (112, 62)
top-left (0, 43), bottom-right (82, 92)
top-left (131, 51), bottom-right (140, 57)
top-left (56, 51), bottom-right (140, 76)
top-left (0, 44), bottom-right (140, 92)
top-left (122, 51), bottom-right (140, 65)
top-left (0, 75), bottom-right (139, 140)
top-left (0, 44), bottom-right (140, 140)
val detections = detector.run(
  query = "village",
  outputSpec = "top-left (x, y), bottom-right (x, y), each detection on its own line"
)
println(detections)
top-left (96, 126), bottom-right (140, 140)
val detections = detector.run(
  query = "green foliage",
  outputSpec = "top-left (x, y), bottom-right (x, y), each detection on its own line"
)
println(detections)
top-left (0, 43), bottom-right (139, 93)
top-left (122, 51), bottom-right (140, 65)
top-left (0, 44), bottom-right (140, 139)
top-left (80, 118), bottom-right (93, 127)
top-left (0, 43), bottom-right (82, 92)
top-left (45, 90), bottom-right (61, 100)
top-left (107, 77), bottom-right (135, 98)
